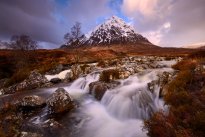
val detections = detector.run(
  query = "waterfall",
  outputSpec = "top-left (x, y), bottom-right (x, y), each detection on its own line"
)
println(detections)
top-left (75, 68), bottom-right (173, 137)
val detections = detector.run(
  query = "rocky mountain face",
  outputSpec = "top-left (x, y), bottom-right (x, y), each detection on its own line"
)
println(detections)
top-left (86, 16), bottom-right (150, 45)
top-left (61, 16), bottom-right (151, 48)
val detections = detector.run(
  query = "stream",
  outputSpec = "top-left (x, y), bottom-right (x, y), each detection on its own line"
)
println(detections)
top-left (0, 59), bottom-right (176, 137)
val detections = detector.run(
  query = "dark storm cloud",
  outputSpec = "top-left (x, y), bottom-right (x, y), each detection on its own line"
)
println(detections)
top-left (0, 0), bottom-right (113, 48)
top-left (0, 0), bottom-right (64, 47)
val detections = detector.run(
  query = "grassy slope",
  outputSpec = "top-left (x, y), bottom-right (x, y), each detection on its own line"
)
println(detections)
top-left (144, 51), bottom-right (205, 137)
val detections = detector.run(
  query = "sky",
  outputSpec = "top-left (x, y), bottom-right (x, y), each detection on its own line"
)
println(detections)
top-left (0, 0), bottom-right (205, 48)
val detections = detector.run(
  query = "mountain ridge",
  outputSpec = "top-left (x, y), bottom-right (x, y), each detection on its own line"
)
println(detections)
top-left (61, 16), bottom-right (153, 48)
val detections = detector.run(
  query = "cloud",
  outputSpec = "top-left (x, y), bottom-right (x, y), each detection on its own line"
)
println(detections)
top-left (143, 22), bottom-right (171, 45)
top-left (0, 0), bottom-right (64, 48)
top-left (121, 0), bottom-right (205, 47)
top-left (62, 0), bottom-right (113, 33)
top-left (0, 0), bottom-right (113, 48)
top-left (122, 0), bottom-right (158, 17)
top-left (121, 0), bottom-right (173, 32)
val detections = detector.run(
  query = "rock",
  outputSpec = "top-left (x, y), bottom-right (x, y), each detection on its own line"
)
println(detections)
top-left (46, 88), bottom-right (75, 113)
top-left (0, 89), bottom-right (3, 95)
top-left (119, 70), bottom-right (131, 79)
top-left (89, 81), bottom-right (120, 100)
top-left (42, 119), bottom-right (64, 136)
top-left (2, 70), bottom-right (52, 94)
top-left (21, 132), bottom-right (43, 137)
top-left (50, 78), bottom-right (62, 84)
top-left (42, 119), bottom-right (63, 128)
top-left (0, 78), bottom-right (8, 89)
top-left (47, 64), bottom-right (64, 75)
top-left (70, 65), bottom-right (83, 80)
top-left (16, 95), bottom-right (46, 108)
top-left (147, 71), bottom-right (175, 97)
top-left (147, 80), bottom-right (158, 93)
top-left (64, 71), bottom-right (74, 82)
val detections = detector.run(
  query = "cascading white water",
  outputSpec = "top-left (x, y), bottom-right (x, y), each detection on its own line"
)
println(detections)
top-left (64, 66), bottom-right (174, 137)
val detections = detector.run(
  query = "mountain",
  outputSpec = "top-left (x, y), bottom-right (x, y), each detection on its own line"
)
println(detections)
top-left (86, 16), bottom-right (150, 45)
top-left (61, 16), bottom-right (152, 48)
top-left (182, 42), bottom-right (205, 49)
top-left (0, 41), bottom-right (9, 49)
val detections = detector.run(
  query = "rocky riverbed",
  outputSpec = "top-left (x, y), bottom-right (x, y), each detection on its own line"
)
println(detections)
top-left (0, 56), bottom-right (181, 137)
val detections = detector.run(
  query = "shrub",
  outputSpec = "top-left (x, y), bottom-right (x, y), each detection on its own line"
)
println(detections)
top-left (80, 64), bottom-right (90, 73)
top-left (37, 61), bottom-right (58, 74)
top-left (99, 69), bottom-right (120, 82)
top-left (145, 58), bottom-right (205, 137)
top-left (172, 59), bottom-right (197, 71)
top-left (188, 50), bottom-right (205, 59)
top-left (144, 112), bottom-right (176, 137)
top-left (4, 67), bottom-right (31, 87)
top-left (167, 70), bottom-right (193, 93)
top-left (97, 60), bottom-right (107, 68)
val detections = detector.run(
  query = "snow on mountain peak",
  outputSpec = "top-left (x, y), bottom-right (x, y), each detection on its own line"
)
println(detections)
top-left (87, 16), bottom-right (149, 45)
top-left (61, 16), bottom-right (151, 48)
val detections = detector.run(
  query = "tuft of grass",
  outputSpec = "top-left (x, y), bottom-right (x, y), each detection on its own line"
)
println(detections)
top-left (80, 64), bottom-right (90, 73)
top-left (97, 60), bottom-right (107, 68)
top-left (172, 59), bottom-right (197, 71)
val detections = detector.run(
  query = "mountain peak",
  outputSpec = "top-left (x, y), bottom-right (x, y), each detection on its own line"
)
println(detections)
top-left (86, 16), bottom-right (150, 45)
top-left (61, 16), bottom-right (152, 48)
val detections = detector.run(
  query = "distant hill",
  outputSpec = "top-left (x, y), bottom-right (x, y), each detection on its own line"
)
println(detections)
top-left (182, 42), bottom-right (205, 49)
top-left (61, 16), bottom-right (155, 49)
top-left (0, 41), bottom-right (9, 49)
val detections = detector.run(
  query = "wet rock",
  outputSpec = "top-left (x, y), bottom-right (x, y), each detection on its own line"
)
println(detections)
top-left (70, 65), bottom-right (83, 80)
top-left (17, 95), bottom-right (46, 108)
top-left (147, 71), bottom-right (175, 97)
top-left (50, 78), bottom-right (62, 84)
top-left (64, 71), bottom-right (74, 82)
top-left (21, 132), bottom-right (43, 137)
top-left (147, 80), bottom-right (158, 93)
top-left (2, 70), bottom-right (52, 94)
top-left (42, 119), bottom-right (63, 129)
top-left (46, 88), bottom-right (75, 113)
top-left (89, 81), bottom-right (120, 100)
top-left (119, 70), bottom-right (131, 79)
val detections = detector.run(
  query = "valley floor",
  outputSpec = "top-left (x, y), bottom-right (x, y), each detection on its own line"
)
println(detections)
top-left (0, 48), bottom-right (204, 137)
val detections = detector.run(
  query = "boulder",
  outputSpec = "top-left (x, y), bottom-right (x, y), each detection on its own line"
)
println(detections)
top-left (47, 64), bottom-right (64, 75)
top-left (64, 71), bottom-right (74, 82)
top-left (46, 88), bottom-right (75, 113)
top-left (147, 71), bottom-right (175, 97)
top-left (89, 81), bottom-right (120, 100)
top-left (2, 70), bottom-right (52, 94)
top-left (50, 78), bottom-right (62, 84)
top-left (17, 95), bottom-right (45, 108)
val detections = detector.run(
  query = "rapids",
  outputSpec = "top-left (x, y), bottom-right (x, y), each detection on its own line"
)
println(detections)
top-left (65, 67), bottom-right (174, 137)
top-left (0, 59), bottom-right (176, 137)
